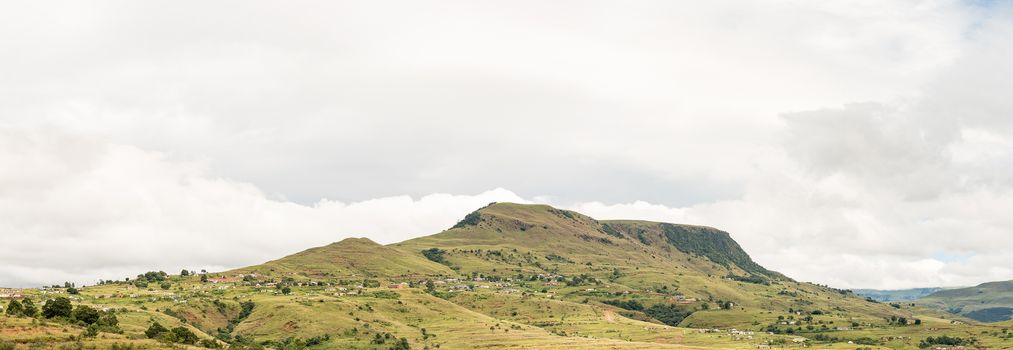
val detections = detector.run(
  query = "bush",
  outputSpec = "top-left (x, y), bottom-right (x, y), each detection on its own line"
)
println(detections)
top-left (919, 335), bottom-right (971, 348)
top-left (137, 271), bottom-right (168, 282)
top-left (199, 338), bottom-right (222, 348)
top-left (421, 248), bottom-right (448, 264)
top-left (452, 211), bottom-right (482, 229)
top-left (20, 299), bottom-right (38, 317)
top-left (602, 299), bottom-right (644, 311)
top-left (601, 224), bottom-right (624, 238)
top-left (169, 326), bottom-right (199, 345)
top-left (82, 324), bottom-right (99, 338)
top-left (727, 274), bottom-right (770, 285)
top-left (72, 305), bottom-right (100, 325)
top-left (42, 297), bottom-right (72, 319)
top-left (4, 300), bottom-right (23, 317)
top-left (369, 291), bottom-right (401, 299)
top-left (644, 303), bottom-right (693, 326)
top-left (145, 322), bottom-right (169, 339)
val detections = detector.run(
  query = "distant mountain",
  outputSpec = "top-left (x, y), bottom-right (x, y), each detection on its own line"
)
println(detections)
top-left (855, 288), bottom-right (944, 302)
top-left (915, 280), bottom-right (1013, 322)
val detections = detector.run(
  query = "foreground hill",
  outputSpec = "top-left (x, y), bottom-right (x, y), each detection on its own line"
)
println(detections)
top-left (3, 202), bottom-right (1012, 349)
top-left (915, 280), bottom-right (1013, 322)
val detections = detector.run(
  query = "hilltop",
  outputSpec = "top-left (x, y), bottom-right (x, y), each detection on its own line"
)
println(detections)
top-left (854, 288), bottom-right (945, 302)
top-left (914, 280), bottom-right (1013, 322)
top-left (3, 202), bottom-right (1012, 349)
top-left (231, 237), bottom-right (454, 278)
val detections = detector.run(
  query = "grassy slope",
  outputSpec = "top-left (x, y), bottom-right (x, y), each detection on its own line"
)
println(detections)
top-left (393, 204), bottom-right (907, 326)
top-left (1, 283), bottom-right (218, 349)
top-left (914, 280), bottom-right (1013, 322)
top-left (232, 237), bottom-right (455, 280)
top-left (853, 288), bottom-right (944, 302)
top-left (4, 202), bottom-right (1012, 349)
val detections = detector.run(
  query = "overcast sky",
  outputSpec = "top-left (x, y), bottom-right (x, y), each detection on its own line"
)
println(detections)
top-left (2, 0), bottom-right (1013, 289)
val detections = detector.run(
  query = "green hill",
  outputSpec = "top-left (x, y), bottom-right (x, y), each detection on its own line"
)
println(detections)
top-left (231, 237), bottom-right (454, 279)
top-left (854, 288), bottom-right (945, 302)
top-left (915, 280), bottom-right (1013, 322)
top-left (4, 202), bottom-right (1013, 349)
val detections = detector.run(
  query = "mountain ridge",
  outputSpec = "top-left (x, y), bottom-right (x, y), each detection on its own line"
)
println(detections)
top-left (10, 202), bottom-right (1013, 349)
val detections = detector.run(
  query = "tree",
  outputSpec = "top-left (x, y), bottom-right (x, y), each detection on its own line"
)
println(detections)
top-left (390, 337), bottom-right (410, 350)
top-left (644, 303), bottom-right (693, 326)
top-left (42, 297), bottom-right (73, 319)
top-left (180, 269), bottom-right (190, 276)
top-left (145, 322), bottom-right (169, 339)
top-left (425, 280), bottom-right (436, 293)
top-left (421, 248), bottom-right (448, 264)
top-left (72, 305), bottom-right (100, 325)
top-left (170, 326), bottom-right (199, 344)
top-left (160, 282), bottom-right (172, 290)
top-left (20, 298), bottom-right (38, 317)
top-left (281, 286), bottom-right (292, 295)
top-left (67, 287), bottom-right (79, 295)
top-left (97, 312), bottom-right (119, 328)
top-left (914, 318), bottom-right (922, 325)
top-left (4, 300), bottom-right (23, 316)
top-left (82, 324), bottom-right (99, 338)
top-left (200, 274), bottom-right (209, 283)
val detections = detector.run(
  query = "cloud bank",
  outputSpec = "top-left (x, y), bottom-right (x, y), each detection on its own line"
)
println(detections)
top-left (2, 1), bottom-right (1013, 289)
top-left (0, 129), bottom-right (528, 286)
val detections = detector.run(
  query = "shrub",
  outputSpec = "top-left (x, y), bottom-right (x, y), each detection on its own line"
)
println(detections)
top-left (42, 297), bottom-right (72, 319)
top-left (727, 274), bottom-right (770, 285)
top-left (72, 305), bottom-right (100, 325)
top-left (20, 298), bottom-right (38, 317)
top-left (644, 303), bottom-right (693, 326)
top-left (145, 322), bottom-right (168, 339)
top-left (602, 299), bottom-right (644, 311)
top-left (82, 324), bottom-right (99, 338)
top-left (169, 326), bottom-right (199, 345)
top-left (601, 224), bottom-right (624, 238)
top-left (452, 211), bottom-right (482, 229)
top-left (199, 338), bottom-right (222, 348)
top-left (421, 248), bottom-right (448, 264)
top-left (4, 300), bottom-right (23, 317)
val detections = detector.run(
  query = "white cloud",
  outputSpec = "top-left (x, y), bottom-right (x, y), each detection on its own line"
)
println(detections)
top-left (2, 1), bottom-right (1013, 289)
top-left (0, 0), bottom-right (981, 205)
top-left (0, 129), bottom-right (527, 287)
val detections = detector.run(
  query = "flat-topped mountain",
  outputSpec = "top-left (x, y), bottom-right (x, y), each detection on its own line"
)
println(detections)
top-left (8, 202), bottom-right (1011, 349)
top-left (232, 202), bottom-right (908, 329)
